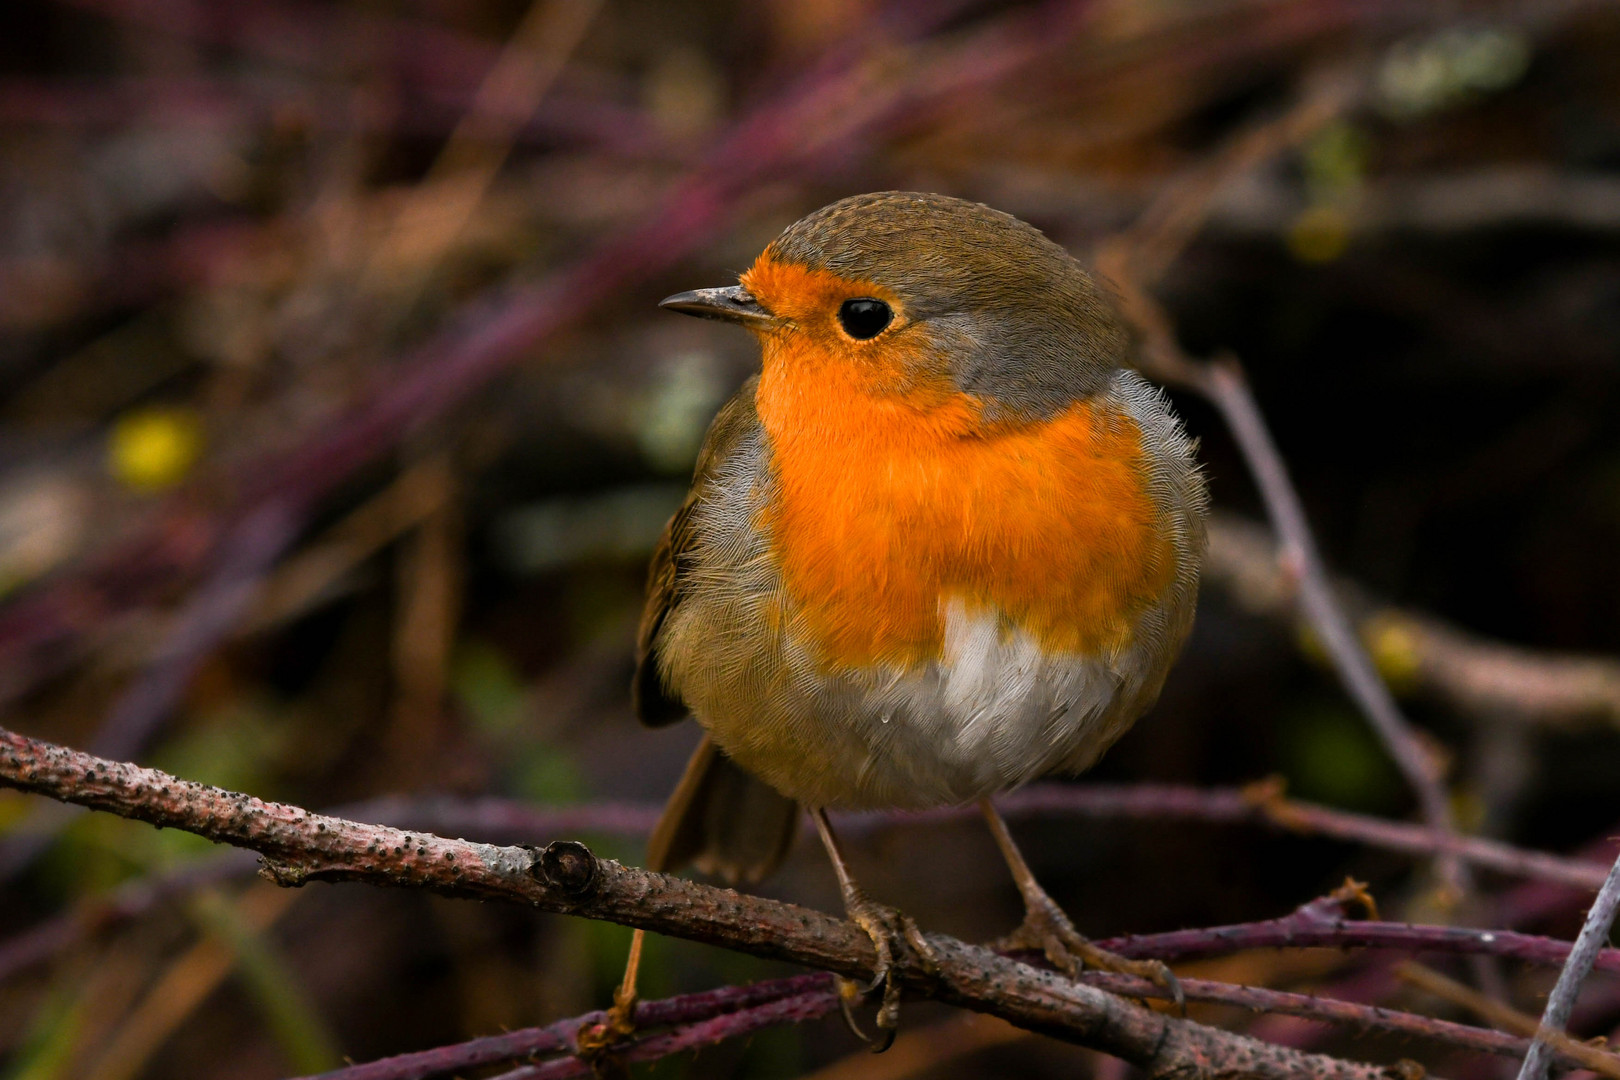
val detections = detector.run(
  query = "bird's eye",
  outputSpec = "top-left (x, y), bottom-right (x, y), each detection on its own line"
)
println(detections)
top-left (837, 298), bottom-right (892, 340)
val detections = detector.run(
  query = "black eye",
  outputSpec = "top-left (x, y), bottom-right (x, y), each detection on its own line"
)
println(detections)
top-left (838, 298), bottom-right (892, 340)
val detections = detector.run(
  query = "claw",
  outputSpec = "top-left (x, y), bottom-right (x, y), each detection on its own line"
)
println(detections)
top-left (834, 973), bottom-right (898, 1052)
top-left (1001, 890), bottom-right (1185, 1015)
top-left (837, 977), bottom-right (875, 1044)
top-left (836, 893), bottom-right (938, 1051)
top-left (847, 896), bottom-right (902, 1050)
top-left (810, 808), bottom-right (939, 1051)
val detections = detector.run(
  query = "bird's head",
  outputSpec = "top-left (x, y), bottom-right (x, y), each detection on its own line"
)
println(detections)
top-left (661, 192), bottom-right (1129, 422)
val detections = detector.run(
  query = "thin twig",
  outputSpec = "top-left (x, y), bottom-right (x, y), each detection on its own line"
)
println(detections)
top-left (941, 781), bottom-right (1611, 892)
top-left (298, 953), bottom-right (1600, 1078)
top-left (1517, 852), bottom-right (1620, 1080)
top-left (1083, 971), bottom-right (1535, 1065)
top-left (1199, 358), bottom-right (1464, 891)
top-left (1398, 963), bottom-right (1620, 1079)
top-left (1095, 880), bottom-right (1620, 978)
top-left (492, 992), bottom-right (838, 1079)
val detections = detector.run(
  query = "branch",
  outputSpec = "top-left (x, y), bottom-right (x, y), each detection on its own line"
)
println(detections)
top-left (367, 782), bottom-right (1612, 892)
top-left (9, 781), bottom-right (1613, 987)
top-left (1397, 963), bottom-right (1620, 1080)
top-left (293, 974), bottom-right (829, 1080)
top-left (490, 990), bottom-right (837, 1080)
top-left (977, 781), bottom-right (1613, 892)
top-left (1084, 972), bottom-right (1537, 1066)
top-left (301, 942), bottom-right (1609, 1077)
top-left (1100, 891), bottom-right (1620, 976)
top-left (1200, 359), bottom-right (1462, 886)
top-left (306, 967), bottom-right (1538, 1080)
top-left (0, 724), bottom-right (1402, 1080)
top-left (0, 500), bottom-right (300, 880)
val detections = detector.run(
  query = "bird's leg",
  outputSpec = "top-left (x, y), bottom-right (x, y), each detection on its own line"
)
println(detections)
top-left (577, 928), bottom-right (645, 1055)
top-left (811, 807), bottom-right (936, 1051)
top-left (577, 741), bottom-right (721, 1063)
top-left (979, 798), bottom-right (1183, 1010)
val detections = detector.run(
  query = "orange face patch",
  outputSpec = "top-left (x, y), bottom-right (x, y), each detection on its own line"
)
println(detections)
top-left (744, 255), bottom-right (1175, 670)
top-left (741, 256), bottom-right (960, 404)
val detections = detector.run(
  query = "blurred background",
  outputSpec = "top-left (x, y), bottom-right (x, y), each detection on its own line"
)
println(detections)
top-left (1, 1), bottom-right (1619, 1077)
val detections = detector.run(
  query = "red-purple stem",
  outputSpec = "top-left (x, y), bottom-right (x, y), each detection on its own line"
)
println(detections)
top-left (292, 974), bottom-right (829, 1080)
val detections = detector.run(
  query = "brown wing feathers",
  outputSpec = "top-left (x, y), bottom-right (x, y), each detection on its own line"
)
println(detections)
top-left (631, 377), bottom-right (799, 884)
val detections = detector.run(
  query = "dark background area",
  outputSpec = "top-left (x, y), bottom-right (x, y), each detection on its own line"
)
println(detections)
top-left (1, 1), bottom-right (1619, 1077)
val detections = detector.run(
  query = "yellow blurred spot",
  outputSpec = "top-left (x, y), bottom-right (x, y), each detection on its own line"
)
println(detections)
top-left (1451, 788), bottom-right (1488, 833)
top-left (1288, 205), bottom-right (1351, 263)
top-left (1302, 122), bottom-right (1369, 197)
top-left (1295, 621), bottom-right (1328, 666)
top-left (109, 407), bottom-right (204, 492)
top-left (1364, 613), bottom-right (1422, 693)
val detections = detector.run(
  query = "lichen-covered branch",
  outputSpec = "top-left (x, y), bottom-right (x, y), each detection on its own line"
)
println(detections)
top-left (7, 780), bottom-right (1613, 991)
top-left (0, 724), bottom-right (1400, 1080)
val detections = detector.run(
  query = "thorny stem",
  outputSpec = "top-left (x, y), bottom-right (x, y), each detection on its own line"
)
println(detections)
top-left (292, 974), bottom-right (830, 1080)
top-left (306, 967), bottom-right (1550, 1080)
top-left (300, 891), bottom-right (1620, 1080)
top-left (287, 887), bottom-right (1618, 1078)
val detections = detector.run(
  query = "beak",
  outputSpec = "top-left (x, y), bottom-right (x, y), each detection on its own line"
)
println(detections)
top-left (659, 285), bottom-right (775, 327)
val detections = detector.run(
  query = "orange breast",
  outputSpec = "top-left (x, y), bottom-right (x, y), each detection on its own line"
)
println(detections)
top-left (753, 337), bottom-right (1176, 671)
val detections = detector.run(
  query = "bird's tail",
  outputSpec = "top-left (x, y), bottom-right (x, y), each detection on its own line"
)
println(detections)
top-left (651, 734), bottom-right (799, 884)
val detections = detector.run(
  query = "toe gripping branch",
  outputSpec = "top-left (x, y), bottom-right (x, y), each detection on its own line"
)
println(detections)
top-left (837, 891), bottom-right (941, 1052)
top-left (811, 807), bottom-right (945, 1051)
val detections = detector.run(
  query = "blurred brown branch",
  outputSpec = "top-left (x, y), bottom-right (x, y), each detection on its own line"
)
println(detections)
top-left (1095, 64), bottom-right (1468, 891)
top-left (1208, 513), bottom-right (1620, 729)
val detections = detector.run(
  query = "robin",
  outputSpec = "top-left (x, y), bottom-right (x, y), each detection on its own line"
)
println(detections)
top-left (600, 191), bottom-right (1207, 1048)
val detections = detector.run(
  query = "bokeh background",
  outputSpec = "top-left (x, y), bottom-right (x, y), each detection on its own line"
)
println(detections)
top-left (2, 1), bottom-right (1620, 1077)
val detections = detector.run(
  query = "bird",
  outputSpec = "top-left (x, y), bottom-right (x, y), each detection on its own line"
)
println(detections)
top-left (593, 191), bottom-right (1207, 1051)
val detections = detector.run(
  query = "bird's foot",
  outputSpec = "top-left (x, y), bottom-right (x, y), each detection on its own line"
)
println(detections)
top-left (836, 891), bottom-right (938, 1052)
top-left (999, 890), bottom-right (1183, 1012)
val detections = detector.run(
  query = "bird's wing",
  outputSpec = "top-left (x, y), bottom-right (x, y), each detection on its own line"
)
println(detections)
top-left (632, 374), bottom-right (761, 727)
top-left (632, 375), bottom-right (798, 883)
